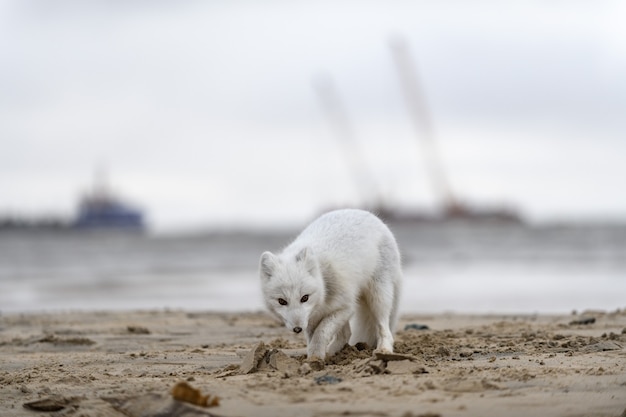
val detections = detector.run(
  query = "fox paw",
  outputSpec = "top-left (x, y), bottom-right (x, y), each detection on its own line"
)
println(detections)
top-left (300, 356), bottom-right (325, 374)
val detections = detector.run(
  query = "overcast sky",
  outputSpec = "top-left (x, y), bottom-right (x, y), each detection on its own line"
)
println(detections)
top-left (1, 1), bottom-right (625, 231)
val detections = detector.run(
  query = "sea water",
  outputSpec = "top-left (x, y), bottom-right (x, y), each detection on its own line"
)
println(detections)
top-left (1, 223), bottom-right (625, 314)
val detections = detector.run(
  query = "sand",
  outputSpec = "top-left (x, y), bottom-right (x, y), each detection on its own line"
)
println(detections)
top-left (1, 309), bottom-right (625, 417)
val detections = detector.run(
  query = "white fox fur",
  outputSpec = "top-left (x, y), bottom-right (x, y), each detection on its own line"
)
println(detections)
top-left (259, 209), bottom-right (402, 359)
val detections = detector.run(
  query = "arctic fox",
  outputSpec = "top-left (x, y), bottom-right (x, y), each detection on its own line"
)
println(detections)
top-left (259, 209), bottom-right (402, 360)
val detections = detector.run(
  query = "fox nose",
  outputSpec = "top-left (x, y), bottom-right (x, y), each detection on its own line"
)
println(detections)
top-left (293, 327), bottom-right (302, 334)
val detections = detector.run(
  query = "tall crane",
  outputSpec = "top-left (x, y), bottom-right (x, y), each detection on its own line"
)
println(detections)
top-left (389, 38), bottom-right (462, 217)
top-left (313, 74), bottom-right (381, 209)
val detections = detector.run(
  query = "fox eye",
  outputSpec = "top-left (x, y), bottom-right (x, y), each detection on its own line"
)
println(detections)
top-left (278, 298), bottom-right (288, 306)
top-left (300, 295), bottom-right (309, 303)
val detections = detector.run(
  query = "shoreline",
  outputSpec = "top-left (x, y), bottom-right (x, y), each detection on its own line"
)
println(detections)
top-left (1, 309), bottom-right (625, 416)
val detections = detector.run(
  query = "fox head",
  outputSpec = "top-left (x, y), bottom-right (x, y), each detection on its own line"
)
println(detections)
top-left (259, 247), bottom-right (325, 335)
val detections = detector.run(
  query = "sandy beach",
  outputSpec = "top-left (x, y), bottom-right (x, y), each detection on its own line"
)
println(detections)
top-left (1, 309), bottom-right (625, 417)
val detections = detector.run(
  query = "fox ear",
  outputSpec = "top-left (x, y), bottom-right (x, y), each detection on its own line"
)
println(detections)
top-left (295, 247), bottom-right (317, 275)
top-left (260, 251), bottom-right (277, 280)
top-left (295, 247), bottom-right (310, 263)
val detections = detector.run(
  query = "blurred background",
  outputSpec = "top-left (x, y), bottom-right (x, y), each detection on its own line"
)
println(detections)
top-left (1, 1), bottom-right (625, 314)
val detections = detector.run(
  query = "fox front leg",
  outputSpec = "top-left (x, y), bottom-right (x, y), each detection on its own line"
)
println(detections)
top-left (307, 309), bottom-right (352, 359)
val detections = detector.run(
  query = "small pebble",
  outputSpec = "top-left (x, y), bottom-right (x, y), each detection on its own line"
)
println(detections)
top-left (314, 375), bottom-right (342, 385)
top-left (569, 317), bottom-right (595, 326)
top-left (404, 323), bottom-right (430, 331)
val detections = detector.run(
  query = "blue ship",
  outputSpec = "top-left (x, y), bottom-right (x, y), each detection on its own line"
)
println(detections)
top-left (74, 196), bottom-right (145, 230)
top-left (73, 171), bottom-right (145, 231)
